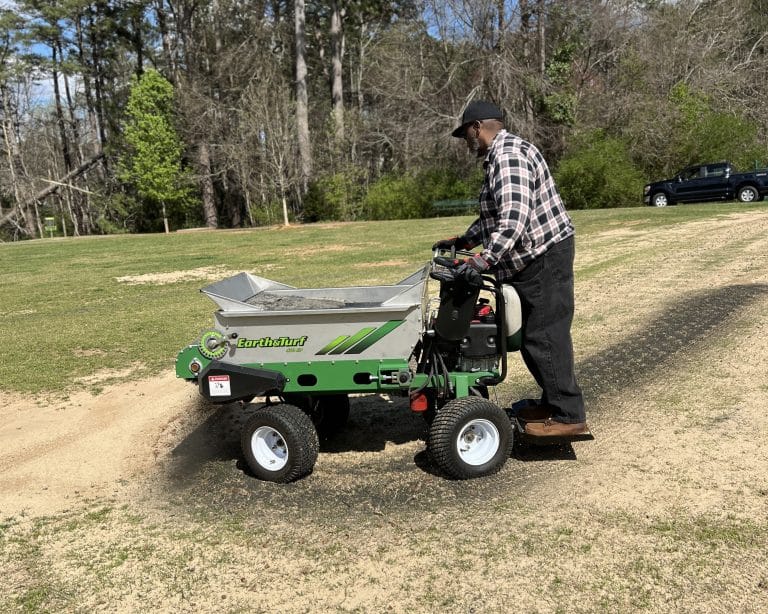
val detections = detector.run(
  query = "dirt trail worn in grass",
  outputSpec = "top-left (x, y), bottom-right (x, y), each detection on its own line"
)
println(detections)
top-left (0, 372), bottom-right (198, 515)
top-left (2, 208), bottom-right (768, 613)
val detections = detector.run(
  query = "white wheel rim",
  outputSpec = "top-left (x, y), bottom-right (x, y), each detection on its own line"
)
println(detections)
top-left (251, 426), bottom-right (288, 471)
top-left (743, 190), bottom-right (755, 202)
top-left (455, 419), bottom-right (500, 466)
top-left (655, 195), bottom-right (667, 207)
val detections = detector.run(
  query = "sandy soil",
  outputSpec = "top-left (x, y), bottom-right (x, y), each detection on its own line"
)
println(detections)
top-left (114, 266), bottom-right (237, 285)
top-left (0, 372), bottom-right (199, 516)
top-left (2, 208), bottom-right (767, 613)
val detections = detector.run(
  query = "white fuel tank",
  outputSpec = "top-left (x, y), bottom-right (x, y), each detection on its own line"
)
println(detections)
top-left (502, 285), bottom-right (523, 352)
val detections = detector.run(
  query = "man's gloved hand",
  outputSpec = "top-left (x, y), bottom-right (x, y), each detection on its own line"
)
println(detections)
top-left (455, 254), bottom-right (489, 288)
top-left (432, 236), bottom-right (469, 251)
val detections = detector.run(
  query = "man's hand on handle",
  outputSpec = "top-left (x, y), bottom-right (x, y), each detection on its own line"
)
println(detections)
top-left (455, 254), bottom-right (489, 288)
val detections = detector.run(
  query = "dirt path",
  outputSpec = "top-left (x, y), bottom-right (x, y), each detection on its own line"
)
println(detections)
top-left (1, 208), bottom-right (767, 613)
top-left (0, 373), bottom-right (199, 516)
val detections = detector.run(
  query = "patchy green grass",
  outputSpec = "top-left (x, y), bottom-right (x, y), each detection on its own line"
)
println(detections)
top-left (1, 202), bottom-right (768, 612)
top-left (1, 501), bottom-right (765, 613)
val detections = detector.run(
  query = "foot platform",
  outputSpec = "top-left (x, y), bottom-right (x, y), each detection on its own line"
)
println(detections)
top-left (512, 417), bottom-right (595, 446)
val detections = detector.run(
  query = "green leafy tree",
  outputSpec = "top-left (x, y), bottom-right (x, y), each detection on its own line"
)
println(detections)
top-left (119, 68), bottom-right (192, 233)
top-left (668, 83), bottom-right (764, 172)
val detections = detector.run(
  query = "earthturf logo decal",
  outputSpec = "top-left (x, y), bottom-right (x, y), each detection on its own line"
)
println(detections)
top-left (237, 336), bottom-right (307, 349)
top-left (233, 320), bottom-right (405, 354)
top-left (316, 320), bottom-right (404, 355)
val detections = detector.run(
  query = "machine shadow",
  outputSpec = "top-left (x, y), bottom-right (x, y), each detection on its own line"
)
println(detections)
top-left (413, 441), bottom-right (577, 479)
top-left (167, 394), bottom-right (426, 482)
top-left (576, 283), bottom-right (768, 407)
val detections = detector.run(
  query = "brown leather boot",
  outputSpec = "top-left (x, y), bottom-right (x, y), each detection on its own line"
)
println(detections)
top-left (524, 419), bottom-right (591, 438)
top-left (513, 405), bottom-right (553, 421)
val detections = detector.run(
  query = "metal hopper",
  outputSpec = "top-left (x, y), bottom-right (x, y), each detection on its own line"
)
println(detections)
top-left (199, 266), bottom-right (430, 363)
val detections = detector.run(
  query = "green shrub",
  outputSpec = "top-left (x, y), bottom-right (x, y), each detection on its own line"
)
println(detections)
top-left (303, 167), bottom-right (367, 222)
top-left (249, 200), bottom-right (296, 226)
top-left (554, 131), bottom-right (646, 209)
top-left (361, 168), bottom-right (482, 220)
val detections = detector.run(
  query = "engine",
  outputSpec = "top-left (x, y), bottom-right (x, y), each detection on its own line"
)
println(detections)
top-left (454, 299), bottom-right (500, 373)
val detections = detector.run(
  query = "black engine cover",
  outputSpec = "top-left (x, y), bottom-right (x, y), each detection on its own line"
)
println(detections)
top-left (460, 322), bottom-right (498, 357)
top-left (434, 282), bottom-right (481, 341)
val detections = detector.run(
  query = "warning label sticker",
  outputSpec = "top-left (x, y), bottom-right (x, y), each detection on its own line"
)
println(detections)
top-left (208, 375), bottom-right (231, 397)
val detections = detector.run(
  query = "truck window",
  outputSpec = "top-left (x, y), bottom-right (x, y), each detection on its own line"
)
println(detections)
top-left (705, 164), bottom-right (727, 178)
top-left (681, 167), bottom-right (703, 180)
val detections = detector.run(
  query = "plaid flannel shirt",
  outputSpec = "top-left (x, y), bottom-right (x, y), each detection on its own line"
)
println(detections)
top-left (463, 130), bottom-right (574, 282)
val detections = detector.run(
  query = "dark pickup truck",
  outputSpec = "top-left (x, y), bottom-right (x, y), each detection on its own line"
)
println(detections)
top-left (644, 161), bottom-right (768, 207)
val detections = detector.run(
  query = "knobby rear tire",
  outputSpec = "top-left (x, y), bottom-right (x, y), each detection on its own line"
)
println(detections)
top-left (241, 403), bottom-right (319, 483)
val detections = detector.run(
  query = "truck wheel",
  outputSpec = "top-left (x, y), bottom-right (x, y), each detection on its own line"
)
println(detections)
top-left (428, 397), bottom-right (513, 479)
top-left (241, 404), bottom-right (319, 483)
top-left (651, 192), bottom-right (669, 207)
top-left (737, 185), bottom-right (759, 203)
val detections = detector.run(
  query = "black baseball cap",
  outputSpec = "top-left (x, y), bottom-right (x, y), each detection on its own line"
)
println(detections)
top-left (452, 100), bottom-right (504, 138)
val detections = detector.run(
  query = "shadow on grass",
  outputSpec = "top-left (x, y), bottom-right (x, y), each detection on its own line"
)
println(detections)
top-left (514, 282), bottom-right (768, 462)
top-left (576, 283), bottom-right (768, 405)
top-left (167, 394), bottom-right (426, 483)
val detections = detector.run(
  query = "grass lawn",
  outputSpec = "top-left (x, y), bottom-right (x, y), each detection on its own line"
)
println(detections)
top-left (1, 204), bottom-right (763, 395)
top-left (1, 202), bottom-right (767, 613)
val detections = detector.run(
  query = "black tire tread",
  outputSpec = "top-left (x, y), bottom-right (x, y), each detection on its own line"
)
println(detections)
top-left (240, 403), bottom-right (319, 483)
top-left (428, 397), bottom-right (513, 480)
top-left (282, 393), bottom-right (351, 437)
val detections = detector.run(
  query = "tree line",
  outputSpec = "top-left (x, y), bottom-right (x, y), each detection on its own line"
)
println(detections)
top-left (1, 0), bottom-right (766, 239)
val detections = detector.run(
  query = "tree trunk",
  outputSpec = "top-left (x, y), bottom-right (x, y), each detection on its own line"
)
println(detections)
top-left (32, 200), bottom-right (44, 238)
top-left (497, 0), bottom-right (505, 50)
top-left (51, 45), bottom-right (74, 174)
top-left (281, 193), bottom-right (289, 227)
top-left (1, 88), bottom-right (26, 220)
top-left (66, 191), bottom-right (80, 236)
top-left (519, 0), bottom-right (535, 134)
top-left (58, 39), bottom-right (82, 167)
top-left (330, 1), bottom-right (345, 143)
top-left (131, 6), bottom-right (144, 76)
top-left (58, 196), bottom-right (68, 238)
top-left (295, 0), bottom-right (312, 194)
top-left (198, 141), bottom-right (218, 228)
top-left (356, 18), bottom-right (366, 113)
top-left (537, 0), bottom-right (546, 77)
top-left (162, 201), bottom-right (170, 233)
top-left (87, 9), bottom-right (109, 152)
top-left (75, 13), bottom-right (101, 160)
top-left (244, 188), bottom-right (255, 227)
top-left (155, 0), bottom-right (178, 79)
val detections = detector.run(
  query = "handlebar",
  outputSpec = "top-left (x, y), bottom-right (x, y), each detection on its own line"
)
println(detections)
top-left (433, 255), bottom-right (459, 269)
top-left (430, 248), bottom-right (494, 288)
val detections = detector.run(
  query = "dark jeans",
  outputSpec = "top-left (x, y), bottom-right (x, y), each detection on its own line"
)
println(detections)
top-left (508, 235), bottom-right (585, 423)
